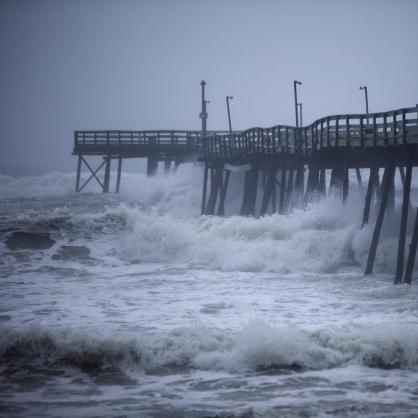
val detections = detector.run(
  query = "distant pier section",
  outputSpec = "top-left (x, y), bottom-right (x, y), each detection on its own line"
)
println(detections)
top-left (73, 130), bottom-right (231, 192)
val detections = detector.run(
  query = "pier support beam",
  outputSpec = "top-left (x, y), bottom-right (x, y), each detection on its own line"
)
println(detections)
top-left (259, 163), bottom-right (278, 217)
top-left (206, 164), bottom-right (223, 215)
top-left (329, 167), bottom-right (337, 196)
top-left (76, 156), bottom-right (106, 192)
top-left (75, 154), bottom-right (82, 192)
top-left (362, 160), bottom-right (378, 228)
top-left (356, 168), bottom-right (363, 189)
top-left (285, 168), bottom-right (294, 211)
top-left (217, 170), bottom-right (230, 216)
top-left (404, 208), bottom-right (418, 284)
top-left (305, 164), bottom-right (319, 202)
top-left (103, 157), bottom-right (111, 193)
top-left (201, 163), bottom-right (209, 215)
top-left (319, 168), bottom-right (326, 197)
top-left (293, 162), bottom-right (305, 208)
top-left (395, 157), bottom-right (412, 283)
top-left (115, 157), bottom-right (122, 193)
top-left (342, 164), bottom-right (349, 204)
top-left (164, 159), bottom-right (172, 173)
top-left (365, 156), bottom-right (396, 275)
top-left (278, 162), bottom-right (288, 215)
top-left (147, 156), bottom-right (158, 177)
top-left (240, 165), bottom-right (259, 216)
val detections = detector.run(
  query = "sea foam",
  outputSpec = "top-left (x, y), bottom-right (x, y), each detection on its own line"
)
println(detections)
top-left (2, 321), bottom-right (418, 374)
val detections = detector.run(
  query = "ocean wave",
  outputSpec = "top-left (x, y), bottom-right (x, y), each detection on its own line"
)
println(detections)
top-left (1, 166), bottom-right (417, 275)
top-left (1, 321), bottom-right (417, 374)
top-left (0, 172), bottom-right (77, 198)
top-left (120, 195), bottom-right (406, 274)
top-left (0, 166), bottom-right (204, 218)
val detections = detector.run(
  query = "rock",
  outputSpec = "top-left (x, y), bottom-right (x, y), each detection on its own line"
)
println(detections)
top-left (5, 231), bottom-right (56, 251)
top-left (51, 245), bottom-right (91, 260)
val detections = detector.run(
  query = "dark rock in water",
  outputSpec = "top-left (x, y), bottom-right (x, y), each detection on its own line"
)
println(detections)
top-left (5, 231), bottom-right (56, 251)
top-left (52, 245), bottom-right (91, 260)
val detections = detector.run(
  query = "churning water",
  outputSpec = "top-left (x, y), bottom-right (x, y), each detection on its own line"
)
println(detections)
top-left (1, 164), bottom-right (418, 418)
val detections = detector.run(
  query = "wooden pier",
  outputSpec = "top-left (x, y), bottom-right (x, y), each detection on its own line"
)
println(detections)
top-left (73, 104), bottom-right (418, 283)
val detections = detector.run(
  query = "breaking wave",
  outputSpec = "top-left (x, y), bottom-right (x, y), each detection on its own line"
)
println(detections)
top-left (1, 165), bottom-right (417, 274)
top-left (2, 321), bottom-right (418, 374)
top-left (119, 196), bottom-right (407, 274)
top-left (0, 166), bottom-right (204, 217)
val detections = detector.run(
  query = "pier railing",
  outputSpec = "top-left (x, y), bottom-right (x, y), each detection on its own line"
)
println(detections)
top-left (73, 130), bottom-right (233, 156)
top-left (203, 106), bottom-right (418, 160)
top-left (74, 106), bottom-right (417, 160)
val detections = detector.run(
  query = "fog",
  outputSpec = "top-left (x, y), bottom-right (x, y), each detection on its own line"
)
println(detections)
top-left (1, 0), bottom-right (417, 175)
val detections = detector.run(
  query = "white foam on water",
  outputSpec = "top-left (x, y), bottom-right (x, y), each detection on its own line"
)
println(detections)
top-left (2, 165), bottom-right (418, 417)
top-left (2, 320), bottom-right (418, 373)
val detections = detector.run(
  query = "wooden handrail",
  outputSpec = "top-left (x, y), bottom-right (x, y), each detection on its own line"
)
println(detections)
top-left (74, 106), bottom-right (418, 159)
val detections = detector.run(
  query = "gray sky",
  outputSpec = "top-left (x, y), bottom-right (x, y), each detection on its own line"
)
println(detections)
top-left (1, 0), bottom-right (417, 175)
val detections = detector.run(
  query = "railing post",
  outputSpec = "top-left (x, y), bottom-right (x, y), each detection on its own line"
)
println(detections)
top-left (335, 118), bottom-right (339, 147)
top-left (273, 127), bottom-right (277, 155)
top-left (360, 116), bottom-right (364, 147)
top-left (373, 115), bottom-right (377, 146)
top-left (346, 115), bottom-right (350, 146)
top-left (383, 113), bottom-right (388, 146)
top-left (326, 118), bottom-right (330, 148)
top-left (285, 127), bottom-right (289, 152)
top-left (402, 109), bottom-right (407, 144)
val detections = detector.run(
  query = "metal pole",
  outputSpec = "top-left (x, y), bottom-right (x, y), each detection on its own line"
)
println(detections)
top-left (298, 103), bottom-right (303, 127)
top-left (226, 96), bottom-right (233, 134)
top-left (365, 87), bottom-right (369, 115)
top-left (359, 86), bottom-right (369, 123)
top-left (294, 80), bottom-right (301, 127)
top-left (200, 80), bottom-right (207, 134)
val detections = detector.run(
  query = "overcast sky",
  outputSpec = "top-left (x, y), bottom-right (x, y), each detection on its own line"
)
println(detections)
top-left (1, 0), bottom-right (417, 175)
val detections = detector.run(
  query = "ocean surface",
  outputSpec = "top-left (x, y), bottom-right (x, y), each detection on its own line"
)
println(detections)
top-left (1, 164), bottom-right (418, 418)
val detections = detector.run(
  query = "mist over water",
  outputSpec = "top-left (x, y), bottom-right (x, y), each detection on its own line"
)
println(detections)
top-left (1, 164), bottom-right (418, 418)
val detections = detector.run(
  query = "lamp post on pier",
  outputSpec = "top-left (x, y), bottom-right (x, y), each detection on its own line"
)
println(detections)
top-left (359, 86), bottom-right (369, 123)
top-left (294, 80), bottom-right (302, 127)
top-left (226, 96), bottom-right (234, 134)
top-left (298, 103), bottom-right (303, 127)
top-left (200, 80), bottom-right (208, 134)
